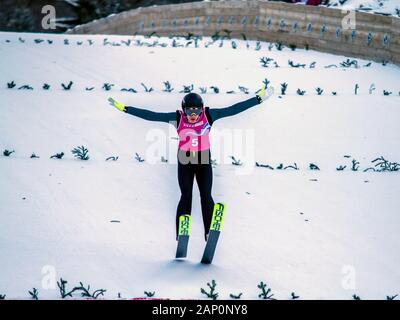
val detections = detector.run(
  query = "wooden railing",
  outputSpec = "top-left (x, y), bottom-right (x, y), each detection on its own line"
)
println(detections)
top-left (65, 0), bottom-right (400, 65)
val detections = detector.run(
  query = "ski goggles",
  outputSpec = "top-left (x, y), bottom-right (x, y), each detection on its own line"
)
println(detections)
top-left (184, 106), bottom-right (203, 116)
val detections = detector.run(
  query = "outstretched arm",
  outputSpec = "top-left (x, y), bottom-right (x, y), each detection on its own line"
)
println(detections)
top-left (124, 105), bottom-right (176, 123)
top-left (208, 84), bottom-right (273, 123)
top-left (208, 96), bottom-right (260, 122)
top-left (108, 97), bottom-right (176, 124)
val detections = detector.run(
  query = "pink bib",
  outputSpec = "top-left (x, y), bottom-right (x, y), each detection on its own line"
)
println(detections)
top-left (177, 110), bottom-right (211, 152)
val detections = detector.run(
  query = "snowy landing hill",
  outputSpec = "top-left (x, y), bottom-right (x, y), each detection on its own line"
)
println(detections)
top-left (0, 31), bottom-right (399, 300)
top-left (327, 0), bottom-right (400, 17)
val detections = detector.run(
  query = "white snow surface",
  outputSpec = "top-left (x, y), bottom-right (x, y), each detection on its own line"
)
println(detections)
top-left (0, 31), bottom-right (399, 300)
top-left (327, 0), bottom-right (400, 16)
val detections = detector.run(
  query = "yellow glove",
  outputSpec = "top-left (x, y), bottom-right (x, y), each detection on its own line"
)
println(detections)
top-left (108, 97), bottom-right (126, 112)
top-left (257, 84), bottom-right (274, 103)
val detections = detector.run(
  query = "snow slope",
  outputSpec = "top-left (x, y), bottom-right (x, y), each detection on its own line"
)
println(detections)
top-left (0, 31), bottom-right (399, 300)
top-left (328, 0), bottom-right (400, 17)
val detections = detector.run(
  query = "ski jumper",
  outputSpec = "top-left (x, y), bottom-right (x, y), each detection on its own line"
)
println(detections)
top-left (123, 96), bottom-right (261, 240)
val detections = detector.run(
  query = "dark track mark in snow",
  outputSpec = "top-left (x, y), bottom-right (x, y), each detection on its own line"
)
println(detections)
top-left (300, 212), bottom-right (310, 222)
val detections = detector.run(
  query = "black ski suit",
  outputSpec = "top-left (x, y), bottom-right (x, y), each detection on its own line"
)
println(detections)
top-left (123, 95), bottom-right (261, 240)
